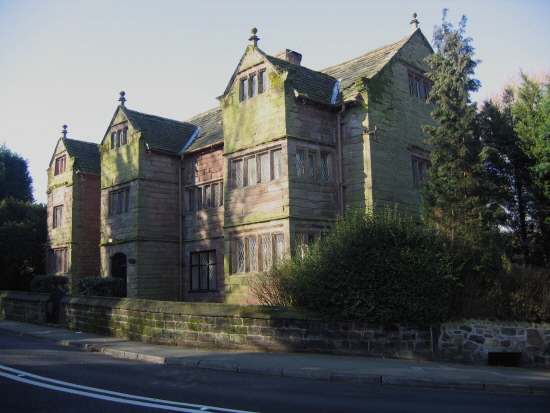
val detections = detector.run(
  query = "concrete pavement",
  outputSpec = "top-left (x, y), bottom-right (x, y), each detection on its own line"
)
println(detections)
top-left (1, 319), bottom-right (549, 395)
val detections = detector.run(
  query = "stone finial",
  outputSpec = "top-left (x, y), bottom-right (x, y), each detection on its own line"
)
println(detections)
top-left (410, 13), bottom-right (419, 31)
top-left (249, 27), bottom-right (260, 47)
top-left (61, 125), bottom-right (68, 138)
top-left (119, 91), bottom-right (126, 107)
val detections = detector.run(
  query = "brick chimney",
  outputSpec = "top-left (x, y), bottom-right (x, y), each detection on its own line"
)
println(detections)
top-left (275, 49), bottom-right (302, 66)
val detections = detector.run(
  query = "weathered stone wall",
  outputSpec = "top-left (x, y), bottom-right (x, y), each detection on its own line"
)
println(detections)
top-left (58, 295), bottom-right (434, 360)
top-left (366, 36), bottom-right (434, 217)
top-left (0, 291), bottom-right (49, 325)
top-left (70, 173), bottom-right (101, 288)
top-left (440, 323), bottom-right (550, 368)
top-left (3, 293), bottom-right (549, 367)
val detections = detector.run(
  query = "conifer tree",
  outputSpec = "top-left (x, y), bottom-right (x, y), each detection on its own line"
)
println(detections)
top-left (421, 11), bottom-right (501, 297)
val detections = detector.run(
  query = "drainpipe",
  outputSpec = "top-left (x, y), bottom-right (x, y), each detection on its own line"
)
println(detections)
top-left (178, 154), bottom-right (184, 301)
top-left (337, 104), bottom-right (346, 216)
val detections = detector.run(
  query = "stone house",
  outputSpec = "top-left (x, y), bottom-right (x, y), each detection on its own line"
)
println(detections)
top-left (46, 20), bottom-right (434, 303)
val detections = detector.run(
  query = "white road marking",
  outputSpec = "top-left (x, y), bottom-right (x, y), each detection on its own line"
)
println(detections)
top-left (0, 364), bottom-right (257, 413)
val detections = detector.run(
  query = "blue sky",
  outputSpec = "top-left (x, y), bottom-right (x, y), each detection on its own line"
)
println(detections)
top-left (1, 0), bottom-right (549, 204)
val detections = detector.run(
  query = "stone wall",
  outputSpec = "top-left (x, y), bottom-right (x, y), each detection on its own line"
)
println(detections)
top-left (0, 291), bottom-right (49, 325)
top-left (59, 295), bottom-right (434, 360)
top-left (2, 293), bottom-right (548, 368)
top-left (440, 322), bottom-right (550, 368)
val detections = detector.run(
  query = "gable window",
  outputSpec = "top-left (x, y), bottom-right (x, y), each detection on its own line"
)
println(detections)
top-left (110, 126), bottom-right (129, 149)
top-left (187, 182), bottom-right (223, 211)
top-left (408, 72), bottom-right (431, 100)
top-left (190, 250), bottom-right (217, 291)
top-left (53, 205), bottom-right (63, 228)
top-left (410, 150), bottom-right (431, 188)
top-left (231, 148), bottom-right (282, 188)
top-left (54, 155), bottom-right (66, 175)
top-left (240, 69), bottom-right (268, 101)
top-left (234, 234), bottom-right (285, 273)
top-left (109, 187), bottom-right (130, 215)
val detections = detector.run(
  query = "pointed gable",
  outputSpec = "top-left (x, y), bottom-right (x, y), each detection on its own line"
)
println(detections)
top-left (321, 29), bottom-right (431, 102)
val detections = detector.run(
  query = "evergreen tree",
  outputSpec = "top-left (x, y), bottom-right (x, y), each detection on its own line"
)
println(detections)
top-left (0, 144), bottom-right (34, 202)
top-left (422, 11), bottom-right (496, 246)
top-left (478, 89), bottom-right (535, 264)
top-left (511, 74), bottom-right (550, 264)
top-left (422, 11), bottom-right (501, 315)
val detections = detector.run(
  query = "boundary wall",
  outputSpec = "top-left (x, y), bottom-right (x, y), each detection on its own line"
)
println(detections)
top-left (1, 291), bottom-right (548, 368)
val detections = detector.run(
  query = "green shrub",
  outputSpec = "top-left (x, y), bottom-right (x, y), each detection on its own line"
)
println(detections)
top-left (252, 208), bottom-right (458, 324)
top-left (76, 277), bottom-right (126, 298)
top-left (30, 275), bottom-right (69, 293)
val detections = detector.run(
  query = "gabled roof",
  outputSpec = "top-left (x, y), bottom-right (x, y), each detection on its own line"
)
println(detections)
top-left (123, 108), bottom-right (198, 154)
top-left (63, 138), bottom-right (100, 175)
top-left (265, 55), bottom-right (337, 103)
top-left (183, 107), bottom-right (223, 152)
top-left (321, 29), bottom-right (429, 101)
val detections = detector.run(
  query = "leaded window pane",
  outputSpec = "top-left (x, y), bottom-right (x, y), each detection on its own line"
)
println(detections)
top-left (250, 75), bottom-right (257, 97)
top-left (205, 185), bottom-right (211, 209)
top-left (237, 239), bottom-right (245, 273)
top-left (191, 266), bottom-right (199, 290)
top-left (260, 153), bottom-right (270, 182)
top-left (259, 70), bottom-right (267, 93)
top-left (321, 154), bottom-right (329, 181)
top-left (241, 78), bottom-right (248, 101)
top-left (247, 157), bottom-right (257, 185)
top-left (235, 161), bottom-right (243, 188)
top-left (248, 238), bottom-right (258, 272)
top-left (261, 236), bottom-right (272, 271)
top-left (308, 153), bottom-right (315, 178)
top-left (275, 234), bottom-right (284, 262)
top-left (273, 150), bottom-right (282, 179)
top-left (188, 189), bottom-right (195, 211)
top-left (200, 266), bottom-right (208, 290)
top-left (208, 263), bottom-right (217, 289)
top-left (214, 184), bottom-right (220, 207)
top-left (296, 150), bottom-right (305, 177)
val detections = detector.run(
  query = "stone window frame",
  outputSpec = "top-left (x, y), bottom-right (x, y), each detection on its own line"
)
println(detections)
top-left (187, 181), bottom-right (223, 211)
top-left (240, 69), bottom-right (267, 101)
top-left (230, 148), bottom-right (283, 189)
top-left (234, 233), bottom-right (285, 274)
top-left (190, 250), bottom-right (217, 292)
top-left (109, 187), bottom-right (130, 216)
top-left (110, 124), bottom-right (129, 150)
top-left (53, 205), bottom-right (63, 228)
top-left (407, 71), bottom-right (432, 100)
top-left (296, 147), bottom-right (332, 182)
top-left (54, 155), bottom-right (67, 176)
top-left (410, 148), bottom-right (431, 188)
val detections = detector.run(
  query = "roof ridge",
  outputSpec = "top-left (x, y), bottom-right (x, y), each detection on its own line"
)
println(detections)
top-left (266, 55), bottom-right (337, 80)
top-left (64, 137), bottom-right (99, 146)
top-left (320, 32), bottom-right (413, 73)
top-left (125, 108), bottom-right (188, 125)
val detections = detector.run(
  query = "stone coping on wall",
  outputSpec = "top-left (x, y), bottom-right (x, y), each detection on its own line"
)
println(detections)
top-left (60, 295), bottom-right (323, 320)
top-left (0, 291), bottom-right (50, 303)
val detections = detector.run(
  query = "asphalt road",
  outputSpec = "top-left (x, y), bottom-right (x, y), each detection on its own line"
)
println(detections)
top-left (0, 330), bottom-right (548, 413)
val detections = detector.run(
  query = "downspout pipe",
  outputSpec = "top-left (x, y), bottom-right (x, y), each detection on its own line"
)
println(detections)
top-left (178, 154), bottom-right (184, 301)
top-left (337, 104), bottom-right (346, 216)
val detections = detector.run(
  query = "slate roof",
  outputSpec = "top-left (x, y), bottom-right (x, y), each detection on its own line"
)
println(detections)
top-left (63, 138), bottom-right (100, 175)
top-left (265, 55), bottom-right (337, 103)
top-left (124, 108), bottom-right (198, 154)
top-left (320, 32), bottom-right (415, 101)
top-left (183, 107), bottom-right (223, 152)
